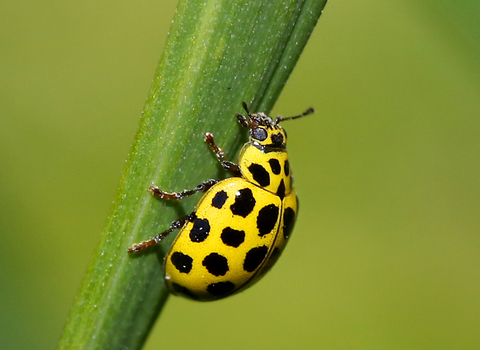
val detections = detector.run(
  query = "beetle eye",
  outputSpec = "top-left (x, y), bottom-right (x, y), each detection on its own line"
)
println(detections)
top-left (251, 128), bottom-right (268, 141)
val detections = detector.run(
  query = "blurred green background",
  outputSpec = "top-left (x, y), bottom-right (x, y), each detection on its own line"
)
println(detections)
top-left (1, 1), bottom-right (479, 349)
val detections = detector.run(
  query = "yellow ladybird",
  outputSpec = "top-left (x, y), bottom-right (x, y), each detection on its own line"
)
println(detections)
top-left (129, 102), bottom-right (313, 301)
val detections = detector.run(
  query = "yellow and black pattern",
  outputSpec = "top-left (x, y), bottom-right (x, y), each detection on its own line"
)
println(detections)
top-left (164, 178), bottom-right (294, 300)
top-left (128, 102), bottom-right (313, 301)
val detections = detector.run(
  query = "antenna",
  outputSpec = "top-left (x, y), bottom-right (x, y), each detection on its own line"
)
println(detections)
top-left (275, 107), bottom-right (314, 124)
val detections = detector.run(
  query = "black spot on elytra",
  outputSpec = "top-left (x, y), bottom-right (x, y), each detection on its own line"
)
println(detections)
top-left (256, 204), bottom-right (279, 236)
top-left (268, 159), bottom-right (281, 175)
top-left (284, 160), bottom-right (290, 176)
top-left (207, 281), bottom-right (235, 296)
top-left (189, 218), bottom-right (210, 242)
top-left (230, 188), bottom-right (256, 217)
top-left (212, 190), bottom-right (228, 209)
top-left (221, 227), bottom-right (245, 248)
top-left (283, 207), bottom-right (296, 239)
top-left (248, 163), bottom-right (270, 187)
top-left (171, 282), bottom-right (197, 300)
top-left (202, 253), bottom-right (229, 276)
top-left (170, 252), bottom-right (193, 274)
top-left (244, 246), bottom-right (269, 272)
top-left (276, 179), bottom-right (285, 199)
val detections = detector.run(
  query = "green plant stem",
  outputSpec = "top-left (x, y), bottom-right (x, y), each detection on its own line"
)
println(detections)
top-left (58, 0), bottom-right (327, 349)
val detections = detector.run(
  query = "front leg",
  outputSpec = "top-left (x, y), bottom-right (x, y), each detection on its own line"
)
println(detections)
top-left (204, 132), bottom-right (242, 177)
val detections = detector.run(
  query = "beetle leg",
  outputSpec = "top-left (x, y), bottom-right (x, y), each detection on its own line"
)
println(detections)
top-left (204, 132), bottom-right (242, 177)
top-left (149, 179), bottom-right (218, 200)
top-left (127, 213), bottom-right (194, 253)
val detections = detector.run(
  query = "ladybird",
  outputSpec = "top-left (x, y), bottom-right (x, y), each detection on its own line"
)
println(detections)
top-left (128, 102), bottom-right (314, 301)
